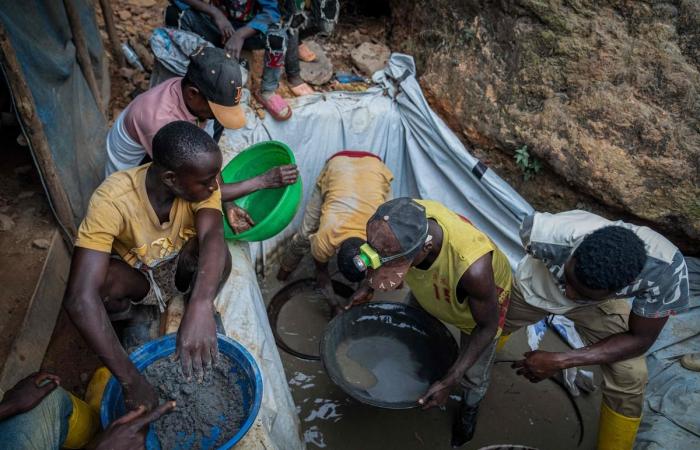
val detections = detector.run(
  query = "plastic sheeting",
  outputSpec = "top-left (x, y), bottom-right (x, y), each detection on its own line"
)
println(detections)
top-left (0, 1), bottom-right (107, 224)
top-left (219, 54), bottom-right (533, 269)
top-left (636, 257), bottom-right (700, 449)
top-left (219, 54), bottom-right (699, 449)
top-left (215, 243), bottom-right (303, 449)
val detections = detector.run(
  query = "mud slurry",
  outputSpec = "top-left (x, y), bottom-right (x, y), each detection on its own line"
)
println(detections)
top-left (144, 357), bottom-right (245, 449)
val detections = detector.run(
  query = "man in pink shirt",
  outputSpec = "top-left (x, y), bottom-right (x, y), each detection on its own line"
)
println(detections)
top-left (106, 46), bottom-right (245, 175)
top-left (106, 45), bottom-right (298, 230)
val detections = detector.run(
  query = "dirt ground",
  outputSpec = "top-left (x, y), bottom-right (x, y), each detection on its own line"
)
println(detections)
top-left (260, 257), bottom-right (602, 450)
top-left (0, 125), bottom-right (57, 369)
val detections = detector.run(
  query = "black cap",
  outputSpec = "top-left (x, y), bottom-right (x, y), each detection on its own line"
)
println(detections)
top-left (186, 46), bottom-right (245, 129)
top-left (365, 198), bottom-right (429, 290)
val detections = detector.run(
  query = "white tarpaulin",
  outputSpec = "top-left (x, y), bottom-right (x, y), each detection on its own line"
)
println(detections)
top-left (216, 53), bottom-right (698, 449)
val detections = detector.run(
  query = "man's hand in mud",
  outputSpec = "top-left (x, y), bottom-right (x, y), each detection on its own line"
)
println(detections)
top-left (176, 300), bottom-right (218, 379)
top-left (417, 375), bottom-right (459, 410)
top-left (257, 164), bottom-right (299, 190)
top-left (93, 402), bottom-right (175, 450)
top-left (122, 372), bottom-right (159, 412)
top-left (212, 10), bottom-right (234, 43)
top-left (0, 372), bottom-right (60, 416)
top-left (225, 203), bottom-right (255, 234)
top-left (344, 284), bottom-right (374, 310)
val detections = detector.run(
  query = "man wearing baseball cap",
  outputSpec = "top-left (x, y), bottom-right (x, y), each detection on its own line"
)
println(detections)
top-left (340, 197), bottom-right (512, 447)
top-left (105, 46), bottom-right (246, 176)
top-left (105, 45), bottom-right (298, 229)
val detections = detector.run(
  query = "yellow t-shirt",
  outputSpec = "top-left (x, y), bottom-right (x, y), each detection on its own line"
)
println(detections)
top-left (75, 164), bottom-right (222, 268)
top-left (310, 154), bottom-right (393, 263)
top-left (404, 200), bottom-right (512, 335)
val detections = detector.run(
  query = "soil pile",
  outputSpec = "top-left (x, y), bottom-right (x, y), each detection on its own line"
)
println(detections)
top-left (144, 356), bottom-right (245, 449)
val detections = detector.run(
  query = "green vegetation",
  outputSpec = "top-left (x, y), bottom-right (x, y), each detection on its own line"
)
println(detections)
top-left (514, 145), bottom-right (543, 180)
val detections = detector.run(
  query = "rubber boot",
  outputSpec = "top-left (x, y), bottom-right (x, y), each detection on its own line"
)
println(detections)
top-left (597, 402), bottom-right (641, 450)
top-left (451, 402), bottom-right (480, 447)
top-left (680, 352), bottom-right (700, 371)
top-left (62, 393), bottom-right (99, 449)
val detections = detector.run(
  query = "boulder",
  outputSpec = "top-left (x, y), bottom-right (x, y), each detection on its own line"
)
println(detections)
top-left (351, 42), bottom-right (390, 76)
top-left (300, 40), bottom-right (334, 85)
top-left (390, 0), bottom-right (700, 251)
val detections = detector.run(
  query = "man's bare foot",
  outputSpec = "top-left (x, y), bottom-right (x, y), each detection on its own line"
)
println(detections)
top-left (277, 267), bottom-right (292, 281)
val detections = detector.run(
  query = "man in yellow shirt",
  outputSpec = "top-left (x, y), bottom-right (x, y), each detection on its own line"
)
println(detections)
top-left (63, 121), bottom-right (231, 412)
top-left (276, 151), bottom-right (393, 311)
top-left (340, 198), bottom-right (511, 447)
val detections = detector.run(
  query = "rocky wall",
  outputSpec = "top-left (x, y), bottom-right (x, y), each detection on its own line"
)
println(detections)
top-left (390, 0), bottom-right (700, 253)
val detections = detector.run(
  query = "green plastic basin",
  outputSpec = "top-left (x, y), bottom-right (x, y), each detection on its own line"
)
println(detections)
top-left (221, 140), bottom-right (302, 241)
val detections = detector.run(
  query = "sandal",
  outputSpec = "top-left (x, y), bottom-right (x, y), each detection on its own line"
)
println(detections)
top-left (289, 82), bottom-right (315, 97)
top-left (254, 92), bottom-right (292, 121)
top-left (298, 42), bottom-right (317, 62)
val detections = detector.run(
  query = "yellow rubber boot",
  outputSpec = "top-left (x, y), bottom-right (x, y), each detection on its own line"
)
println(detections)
top-left (85, 367), bottom-right (112, 414)
top-left (62, 393), bottom-right (99, 449)
top-left (597, 402), bottom-right (641, 450)
top-left (496, 333), bottom-right (511, 352)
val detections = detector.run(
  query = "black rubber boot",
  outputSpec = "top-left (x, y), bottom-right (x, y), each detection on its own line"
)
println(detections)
top-left (451, 402), bottom-right (480, 447)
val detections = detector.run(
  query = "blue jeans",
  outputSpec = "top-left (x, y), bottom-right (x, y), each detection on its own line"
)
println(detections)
top-left (0, 387), bottom-right (72, 450)
top-left (177, 9), bottom-right (284, 93)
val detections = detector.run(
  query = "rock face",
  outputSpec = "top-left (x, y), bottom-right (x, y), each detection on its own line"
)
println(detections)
top-left (390, 0), bottom-right (700, 251)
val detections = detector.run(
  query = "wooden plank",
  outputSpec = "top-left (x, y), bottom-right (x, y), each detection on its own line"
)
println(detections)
top-left (0, 230), bottom-right (71, 394)
top-left (63, 0), bottom-right (106, 116)
top-left (97, 0), bottom-right (125, 67)
top-left (0, 23), bottom-right (78, 240)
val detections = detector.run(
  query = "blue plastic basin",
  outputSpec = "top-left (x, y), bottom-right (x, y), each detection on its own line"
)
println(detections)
top-left (100, 334), bottom-right (263, 449)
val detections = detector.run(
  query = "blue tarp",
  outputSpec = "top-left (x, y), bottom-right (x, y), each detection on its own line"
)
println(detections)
top-left (0, 0), bottom-right (107, 225)
top-left (636, 257), bottom-right (700, 449)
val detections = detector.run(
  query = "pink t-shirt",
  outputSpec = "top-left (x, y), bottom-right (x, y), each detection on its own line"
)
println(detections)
top-left (122, 77), bottom-right (208, 156)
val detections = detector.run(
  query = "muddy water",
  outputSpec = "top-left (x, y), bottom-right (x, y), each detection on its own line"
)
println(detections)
top-left (335, 336), bottom-right (429, 404)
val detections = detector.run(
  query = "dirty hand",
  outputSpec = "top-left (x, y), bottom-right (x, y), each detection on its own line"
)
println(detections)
top-left (344, 284), bottom-right (374, 310)
top-left (176, 301), bottom-right (218, 379)
top-left (512, 350), bottom-right (565, 383)
top-left (1, 372), bottom-right (60, 414)
top-left (94, 402), bottom-right (176, 450)
top-left (224, 32), bottom-right (246, 60)
top-left (212, 10), bottom-right (234, 43)
top-left (122, 372), bottom-right (159, 412)
top-left (417, 375), bottom-right (458, 409)
top-left (258, 164), bottom-right (299, 189)
top-left (225, 203), bottom-right (255, 234)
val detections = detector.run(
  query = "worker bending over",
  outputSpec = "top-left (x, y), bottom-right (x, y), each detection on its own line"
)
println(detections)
top-left (106, 46), bottom-right (298, 233)
top-left (64, 121), bottom-right (231, 412)
top-left (276, 151), bottom-right (393, 311)
top-left (505, 210), bottom-right (689, 450)
top-left (339, 198), bottom-right (512, 447)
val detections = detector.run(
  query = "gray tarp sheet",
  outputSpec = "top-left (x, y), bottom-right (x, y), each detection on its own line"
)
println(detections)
top-left (0, 0), bottom-right (107, 225)
top-left (221, 54), bottom-right (699, 449)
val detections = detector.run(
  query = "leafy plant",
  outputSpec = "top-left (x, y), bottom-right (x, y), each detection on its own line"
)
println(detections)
top-left (514, 145), bottom-right (542, 181)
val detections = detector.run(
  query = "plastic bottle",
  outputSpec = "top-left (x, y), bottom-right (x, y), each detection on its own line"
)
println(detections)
top-left (121, 43), bottom-right (144, 71)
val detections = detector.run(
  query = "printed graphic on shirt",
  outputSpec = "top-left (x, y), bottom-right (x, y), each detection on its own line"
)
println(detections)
top-left (519, 211), bottom-right (690, 318)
